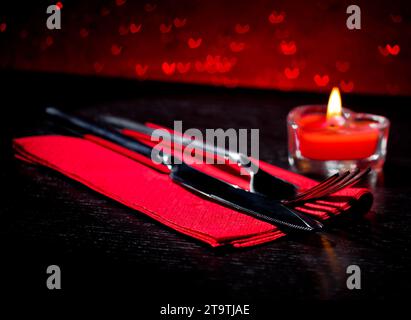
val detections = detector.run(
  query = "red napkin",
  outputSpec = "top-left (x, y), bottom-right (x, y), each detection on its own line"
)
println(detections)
top-left (13, 134), bottom-right (372, 248)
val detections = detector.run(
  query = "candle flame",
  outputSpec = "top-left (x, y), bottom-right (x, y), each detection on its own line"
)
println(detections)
top-left (327, 87), bottom-right (342, 121)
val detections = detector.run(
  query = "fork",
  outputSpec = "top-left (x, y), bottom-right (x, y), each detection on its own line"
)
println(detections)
top-left (100, 115), bottom-right (370, 203)
top-left (281, 168), bottom-right (371, 205)
top-left (215, 152), bottom-right (369, 203)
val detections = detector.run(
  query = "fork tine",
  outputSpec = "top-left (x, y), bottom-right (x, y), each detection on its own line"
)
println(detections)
top-left (290, 171), bottom-right (350, 203)
top-left (308, 168), bottom-right (363, 199)
top-left (311, 168), bottom-right (370, 199)
top-left (313, 169), bottom-right (359, 198)
top-left (305, 169), bottom-right (359, 200)
top-left (293, 168), bottom-right (369, 203)
top-left (292, 172), bottom-right (340, 200)
top-left (283, 172), bottom-right (346, 205)
top-left (338, 167), bottom-right (371, 190)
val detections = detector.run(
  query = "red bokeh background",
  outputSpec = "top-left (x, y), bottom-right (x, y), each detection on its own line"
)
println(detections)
top-left (0, 0), bottom-right (410, 95)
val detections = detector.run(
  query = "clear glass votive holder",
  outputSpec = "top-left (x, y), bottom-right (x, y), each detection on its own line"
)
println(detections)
top-left (287, 105), bottom-right (390, 176)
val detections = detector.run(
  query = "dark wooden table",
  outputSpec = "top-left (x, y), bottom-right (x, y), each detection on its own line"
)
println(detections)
top-left (1, 70), bottom-right (411, 304)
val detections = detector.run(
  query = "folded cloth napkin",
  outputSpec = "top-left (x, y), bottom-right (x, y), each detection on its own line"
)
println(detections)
top-left (13, 134), bottom-right (373, 248)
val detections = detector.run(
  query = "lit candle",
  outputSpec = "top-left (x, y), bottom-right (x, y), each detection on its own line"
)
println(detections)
top-left (287, 87), bottom-right (390, 174)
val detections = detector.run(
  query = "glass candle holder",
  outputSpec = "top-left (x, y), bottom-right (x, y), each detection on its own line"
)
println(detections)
top-left (287, 105), bottom-right (390, 175)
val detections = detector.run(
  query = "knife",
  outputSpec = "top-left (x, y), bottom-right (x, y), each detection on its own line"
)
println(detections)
top-left (45, 107), bottom-right (322, 232)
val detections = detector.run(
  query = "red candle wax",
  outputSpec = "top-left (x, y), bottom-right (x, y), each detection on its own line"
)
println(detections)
top-left (297, 113), bottom-right (379, 160)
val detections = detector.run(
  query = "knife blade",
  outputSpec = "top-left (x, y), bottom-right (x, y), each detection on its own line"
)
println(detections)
top-left (45, 107), bottom-right (322, 232)
top-left (170, 162), bottom-right (323, 231)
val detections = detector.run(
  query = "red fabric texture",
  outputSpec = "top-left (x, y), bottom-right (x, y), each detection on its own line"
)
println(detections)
top-left (13, 134), bottom-right (372, 248)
